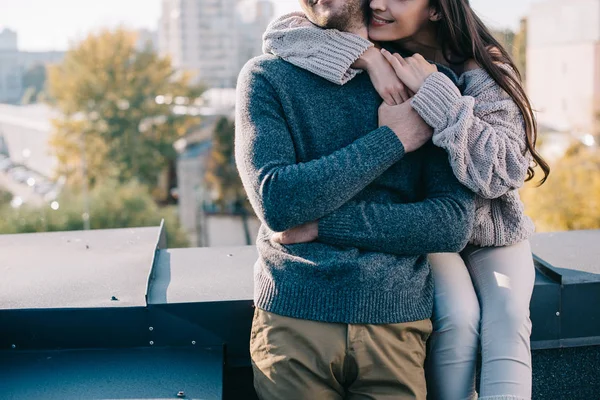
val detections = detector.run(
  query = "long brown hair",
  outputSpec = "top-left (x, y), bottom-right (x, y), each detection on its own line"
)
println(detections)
top-left (430, 0), bottom-right (550, 184)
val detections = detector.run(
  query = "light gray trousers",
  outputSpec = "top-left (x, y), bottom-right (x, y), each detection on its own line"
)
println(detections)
top-left (426, 240), bottom-right (536, 400)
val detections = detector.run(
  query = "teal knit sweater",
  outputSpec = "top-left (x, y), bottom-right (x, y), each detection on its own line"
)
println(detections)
top-left (235, 54), bottom-right (475, 324)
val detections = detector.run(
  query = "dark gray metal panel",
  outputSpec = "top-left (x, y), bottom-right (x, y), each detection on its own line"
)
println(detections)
top-left (530, 266), bottom-right (561, 345)
top-left (0, 347), bottom-right (223, 400)
top-left (531, 231), bottom-right (600, 345)
top-left (531, 230), bottom-right (600, 282)
top-left (0, 227), bottom-right (160, 310)
top-left (561, 282), bottom-right (600, 340)
top-left (152, 301), bottom-right (254, 363)
top-left (0, 307), bottom-right (150, 350)
top-left (147, 306), bottom-right (224, 348)
top-left (148, 247), bottom-right (255, 304)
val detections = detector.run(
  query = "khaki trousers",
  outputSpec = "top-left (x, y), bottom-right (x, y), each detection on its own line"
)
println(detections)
top-left (250, 308), bottom-right (432, 400)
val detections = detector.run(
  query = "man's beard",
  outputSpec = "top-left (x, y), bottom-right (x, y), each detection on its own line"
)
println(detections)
top-left (308, 0), bottom-right (369, 32)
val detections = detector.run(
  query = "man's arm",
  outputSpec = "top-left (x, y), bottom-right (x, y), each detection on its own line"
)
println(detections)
top-left (235, 60), bottom-right (405, 232)
top-left (317, 144), bottom-right (476, 255)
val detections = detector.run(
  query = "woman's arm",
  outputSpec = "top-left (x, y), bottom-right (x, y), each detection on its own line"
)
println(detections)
top-left (263, 13), bottom-right (409, 104)
top-left (263, 12), bottom-right (373, 85)
top-left (382, 51), bottom-right (532, 199)
top-left (410, 69), bottom-right (531, 199)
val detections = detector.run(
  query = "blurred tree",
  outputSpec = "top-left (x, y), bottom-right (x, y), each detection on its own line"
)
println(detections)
top-left (205, 116), bottom-right (253, 244)
top-left (0, 188), bottom-right (12, 206)
top-left (21, 63), bottom-right (47, 104)
top-left (0, 179), bottom-right (189, 247)
top-left (513, 18), bottom-right (527, 82)
top-left (47, 28), bottom-right (203, 200)
top-left (521, 143), bottom-right (600, 232)
top-left (21, 87), bottom-right (38, 105)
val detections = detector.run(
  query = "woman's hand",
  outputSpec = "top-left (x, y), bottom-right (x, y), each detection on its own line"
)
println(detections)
top-left (272, 221), bottom-right (319, 245)
top-left (353, 47), bottom-right (411, 105)
top-left (381, 49), bottom-right (437, 94)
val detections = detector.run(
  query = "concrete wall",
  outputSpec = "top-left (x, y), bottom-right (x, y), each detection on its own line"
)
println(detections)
top-left (528, 43), bottom-right (599, 133)
top-left (205, 214), bottom-right (260, 247)
top-left (528, 0), bottom-right (600, 134)
top-left (0, 104), bottom-right (56, 175)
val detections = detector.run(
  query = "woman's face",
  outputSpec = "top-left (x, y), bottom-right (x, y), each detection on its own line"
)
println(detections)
top-left (368, 0), bottom-right (436, 42)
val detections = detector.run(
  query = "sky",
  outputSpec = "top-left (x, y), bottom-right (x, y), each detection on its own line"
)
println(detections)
top-left (0, 0), bottom-right (540, 52)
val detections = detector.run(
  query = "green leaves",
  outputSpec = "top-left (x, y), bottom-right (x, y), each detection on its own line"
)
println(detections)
top-left (47, 28), bottom-right (203, 200)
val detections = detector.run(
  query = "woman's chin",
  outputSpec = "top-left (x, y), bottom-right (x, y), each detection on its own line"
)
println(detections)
top-left (367, 29), bottom-right (394, 42)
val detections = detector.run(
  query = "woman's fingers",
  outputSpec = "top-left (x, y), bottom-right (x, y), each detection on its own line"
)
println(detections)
top-left (390, 92), bottom-right (402, 106)
top-left (393, 53), bottom-right (408, 66)
top-left (381, 48), bottom-right (404, 77)
top-left (397, 83), bottom-right (409, 103)
top-left (384, 94), bottom-right (397, 106)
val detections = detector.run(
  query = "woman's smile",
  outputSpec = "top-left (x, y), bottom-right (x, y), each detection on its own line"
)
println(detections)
top-left (370, 13), bottom-right (395, 27)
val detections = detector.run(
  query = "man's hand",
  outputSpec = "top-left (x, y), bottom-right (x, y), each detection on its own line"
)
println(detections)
top-left (381, 50), bottom-right (437, 94)
top-left (272, 221), bottom-right (319, 245)
top-left (379, 101), bottom-right (433, 153)
top-left (353, 47), bottom-right (411, 105)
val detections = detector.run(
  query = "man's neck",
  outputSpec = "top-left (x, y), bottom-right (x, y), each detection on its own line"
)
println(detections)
top-left (346, 24), bottom-right (369, 40)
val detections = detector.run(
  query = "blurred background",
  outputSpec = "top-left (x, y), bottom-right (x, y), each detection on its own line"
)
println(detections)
top-left (0, 0), bottom-right (598, 247)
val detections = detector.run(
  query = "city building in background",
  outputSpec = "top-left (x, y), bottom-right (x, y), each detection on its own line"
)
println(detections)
top-left (0, 29), bottom-right (22, 103)
top-left (135, 28), bottom-right (159, 52)
top-left (528, 0), bottom-right (600, 140)
top-left (0, 28), bottom-right (64, 104)
top-left (158, 0), bottom-right (274, 89)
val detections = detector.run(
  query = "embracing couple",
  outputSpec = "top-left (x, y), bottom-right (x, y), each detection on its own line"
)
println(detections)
top-left (235, 0), bottom-right (550, 399)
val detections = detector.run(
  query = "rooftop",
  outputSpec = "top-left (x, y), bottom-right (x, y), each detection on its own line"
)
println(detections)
top-left (1, 225), bottom-right (599, 399)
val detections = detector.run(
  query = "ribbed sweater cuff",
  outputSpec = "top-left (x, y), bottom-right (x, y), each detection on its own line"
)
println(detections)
top-left (362, 125), bottom-right (405, 165)
top-left (410, 72), bottom-right (462, 130)
top-left (318, 212), bottom-right (356, 247)
top-left (316, 32), bottom-right (374, 85)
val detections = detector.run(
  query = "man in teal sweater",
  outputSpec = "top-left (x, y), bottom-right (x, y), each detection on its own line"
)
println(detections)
top-left (235, 1), bottom-right (475, 398)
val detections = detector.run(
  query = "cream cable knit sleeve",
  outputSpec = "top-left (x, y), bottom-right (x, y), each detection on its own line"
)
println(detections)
top-left (263, 12), bottom-right (373, 85)
top-left (411, 69), bottom-right (531, 199)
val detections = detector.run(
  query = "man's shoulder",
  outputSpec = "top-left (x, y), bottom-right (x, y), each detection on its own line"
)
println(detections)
top-left (240, 54), bottom-right (302, 81)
